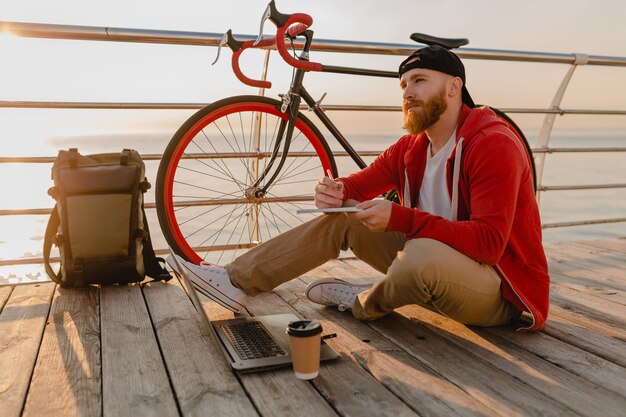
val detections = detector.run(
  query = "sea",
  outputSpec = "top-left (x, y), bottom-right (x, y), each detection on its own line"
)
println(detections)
top-left (1, 130), bottom-right (625, 285)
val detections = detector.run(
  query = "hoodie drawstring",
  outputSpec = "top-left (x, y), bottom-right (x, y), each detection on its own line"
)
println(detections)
top-left (403, 170), bottom-right (411, 208)
top-left (451, 138), bottom-right (464, 221)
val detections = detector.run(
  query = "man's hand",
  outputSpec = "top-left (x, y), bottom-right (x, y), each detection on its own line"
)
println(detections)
top-left (350, 199), bottom-right (393, 232)
top-left (314, 177), bottom-right (344, 209)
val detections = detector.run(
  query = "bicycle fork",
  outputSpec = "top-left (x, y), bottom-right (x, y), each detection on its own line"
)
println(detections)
top-left (245, 65), bottom-right (306, 199)
top-left (244, 87), bottom-right (302, 244)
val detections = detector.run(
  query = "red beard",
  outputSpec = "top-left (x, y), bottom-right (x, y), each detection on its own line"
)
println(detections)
top-left (402, 88), bottom-right (448, 135)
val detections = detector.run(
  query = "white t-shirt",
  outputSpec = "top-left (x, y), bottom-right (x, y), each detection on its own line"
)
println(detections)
top-left (418, 130), bottom-right (456, 219)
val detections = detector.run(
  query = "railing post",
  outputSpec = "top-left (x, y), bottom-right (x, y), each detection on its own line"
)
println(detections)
top-left (534, 53), bottom-right (589, 205)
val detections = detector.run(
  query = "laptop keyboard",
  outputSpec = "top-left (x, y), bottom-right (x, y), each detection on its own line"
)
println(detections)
top-left (220, 321), bottom-right (287, 360)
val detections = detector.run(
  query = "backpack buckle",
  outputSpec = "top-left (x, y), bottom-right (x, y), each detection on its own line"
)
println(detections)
top-left (140, 180), bottom-right (151, 193)
top-left (52, 234), bottom-right (64, 246)
top-left (47, 187), bottom-right (58, 199)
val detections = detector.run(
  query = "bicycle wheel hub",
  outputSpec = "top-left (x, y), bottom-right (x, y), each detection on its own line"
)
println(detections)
top-left (245, 187), bottom-right (266, 201)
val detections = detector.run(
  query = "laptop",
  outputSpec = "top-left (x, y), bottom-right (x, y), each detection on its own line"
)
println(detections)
top-left (168, 249), bottom-right (339, 372)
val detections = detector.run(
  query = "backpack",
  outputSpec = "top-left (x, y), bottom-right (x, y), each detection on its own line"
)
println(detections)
top-left (43, 148), bottom-right (171, 287)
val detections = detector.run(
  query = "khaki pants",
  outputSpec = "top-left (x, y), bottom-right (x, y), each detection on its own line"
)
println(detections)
top-left (226, 214), bottom-right (520, 326)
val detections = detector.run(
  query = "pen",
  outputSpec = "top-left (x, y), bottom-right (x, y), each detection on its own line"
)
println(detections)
top-left (326, 169), bottom-right (343, 192)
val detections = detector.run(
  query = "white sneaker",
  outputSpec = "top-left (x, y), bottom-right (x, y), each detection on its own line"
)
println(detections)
top-left (305, 278), bottom-right (372, 311)
top-left (166, 254), bottom-right (249, 313)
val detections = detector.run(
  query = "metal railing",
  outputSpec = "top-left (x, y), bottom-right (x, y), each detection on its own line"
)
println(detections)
top-left (1, 21), bottom-right (625, 267)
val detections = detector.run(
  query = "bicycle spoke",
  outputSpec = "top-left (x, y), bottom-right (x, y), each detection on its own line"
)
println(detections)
top-left (261, 113), bottom-right (271, 174)
top-left (184, 204), bottom-right (241, 241)
top-left (269, 135), bottom-right (317, 187)
top-left (177, 203), bottom-right (229, 227)
top-left (216, 205), bottom-right (248, 265)
top-left (173, 180), bottom-right (242, 198)
top-left (261, 115), bottom-right (281, 182)
top-left (188, 137), bottom-right (239, 184)
top-left (200, 127), bottom-right (246, 191)
top-left (258, 203), bottom-right (281, 236)
top-left (268, 131), bottom-right (308, 186)
top-left (172, 194), bottom-right (241, 200)
top-left (221, 115), bottom-right (255, 178)
top-left (240, 112), bottom-right (249, 155)
top-left (199, 204), bottom-right (249, 252)
top-left (225, 113), bottom-right (248, 160)
top-left (272, 163), bottom-right (323, 187)
top-left (268, 200), bottom-right (306, 225)
top-left (184, 203), bottom-right (239, 242)
top-left (272, 158), bottom-right (317, 186)
top-left (177, 164), bottom-right (241, 183)
top-left (259, 202), bottom-right (284, 236)
top-left (181, 152), bottom-right (241, 190)
top-left (266, 190), bottom-right (315, 214)
top-left (228, 211), bottom-right (253, 264)
top-left (246, 111), bottom-right (253, 156)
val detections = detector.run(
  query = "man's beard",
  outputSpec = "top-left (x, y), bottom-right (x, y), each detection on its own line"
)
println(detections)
top-left (402, 88), bottom-right (448, 135)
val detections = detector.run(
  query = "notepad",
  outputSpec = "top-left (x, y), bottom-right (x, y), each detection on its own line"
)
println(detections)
top-left (296, 207), bottom-right (362, 214)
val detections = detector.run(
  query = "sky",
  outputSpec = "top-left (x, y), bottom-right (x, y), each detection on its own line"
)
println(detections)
top-left (1, 0), bottom-right (626, 149)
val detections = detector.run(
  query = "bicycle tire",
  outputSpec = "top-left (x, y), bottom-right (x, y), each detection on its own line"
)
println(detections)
top-left (156, 95), bottom-right (336, 265)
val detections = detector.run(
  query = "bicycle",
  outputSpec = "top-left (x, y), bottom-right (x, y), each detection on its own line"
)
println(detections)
top-left (156, 0), bottom-right (535, 265)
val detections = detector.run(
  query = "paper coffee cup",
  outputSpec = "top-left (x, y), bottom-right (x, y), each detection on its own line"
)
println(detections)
top-left (286, 320), bottom-right (323, 380)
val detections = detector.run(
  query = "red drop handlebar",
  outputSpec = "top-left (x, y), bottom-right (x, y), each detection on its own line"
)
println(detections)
top-left (230, 9), bottom-right (322, 88)
top-left (275, 13), bottom-right (323, 72)
top-left (231, 37), bottom-right (276, 89)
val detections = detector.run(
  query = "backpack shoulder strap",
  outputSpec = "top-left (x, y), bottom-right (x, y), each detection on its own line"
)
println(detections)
top-left (43, 205), bottom-right (63, 285)
top-left (141, 205), bottom-right (172, 282)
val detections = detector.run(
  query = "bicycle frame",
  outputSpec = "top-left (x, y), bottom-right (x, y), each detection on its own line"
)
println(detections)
top-left (252, 29), bottom-right (399, 197)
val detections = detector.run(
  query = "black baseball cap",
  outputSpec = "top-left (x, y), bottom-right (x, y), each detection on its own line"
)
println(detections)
top-left (399, 45), bottom-right (475, 108)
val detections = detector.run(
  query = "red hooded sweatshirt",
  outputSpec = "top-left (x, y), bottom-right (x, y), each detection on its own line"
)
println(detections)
top-left (339, 105), bottom-right (549, 331)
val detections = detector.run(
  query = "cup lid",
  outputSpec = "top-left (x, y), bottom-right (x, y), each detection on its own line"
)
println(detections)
top-left (287, 320), bottom-right (323, 337)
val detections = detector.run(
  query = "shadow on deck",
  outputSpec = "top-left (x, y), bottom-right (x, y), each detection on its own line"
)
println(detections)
top-left (1, 238), bottom-right (625, 417)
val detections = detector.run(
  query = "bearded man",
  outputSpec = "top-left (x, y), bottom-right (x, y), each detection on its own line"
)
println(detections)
top-left (168, 46), bottom-right (550, 331)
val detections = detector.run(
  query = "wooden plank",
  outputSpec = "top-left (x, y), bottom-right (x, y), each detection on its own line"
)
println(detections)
top-left (0, 282), bottom-right (55, 417)
top-left (100, 285), bottom-right (179, 417)
top-left (548, 304), bottom-right (626, 339)
top-left (197, 291), bottom-right (339, 417)
top-left (342, 258), bottom-right (626, 414)
top-left (550, 284), bottom-right (626, 328)
top-left (563, 239), bottom-right (626, 260)
top-left (543, 307), bottom-right (626, 367)
top-left (272, 276), bottom-right (500, 417)
top-left (336, 260), bottom-right (617, 417)
top-left (251, 286), bottom-right (427, 417)
top-left (578, 237), bottom-right (626, 257)
top-left (386, 304), bottom-right (624, 417)
top-left (342, 258), bottom-right (626, 365)
top-left (546, 242), bottom-right (626, 291)
top-left (141, 278), bottom-right (259, 417)
top-left (545, 242), bottom-right (626, 305)
top-left (0, 285), bottom-right (14, 312)
top-left (551, 272), bottom-right (626, 306)
top-left (482, 325), bottom-right (626, 397)
top-left (346, 248), bottom-right (626, 312)
top-left (22, 286), bottom-right (101, 417)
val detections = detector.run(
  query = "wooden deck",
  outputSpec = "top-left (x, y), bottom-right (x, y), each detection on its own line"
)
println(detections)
top-left (1, 238), bottom-right (625, 417)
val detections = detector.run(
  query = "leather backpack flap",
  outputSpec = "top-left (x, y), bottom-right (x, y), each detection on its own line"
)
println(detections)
top-left (57, 164), bottom-right (141, 260)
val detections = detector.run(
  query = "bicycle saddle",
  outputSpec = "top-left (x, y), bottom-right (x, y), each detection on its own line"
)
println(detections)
top-left (410, 33), bottom-right (468, 50)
